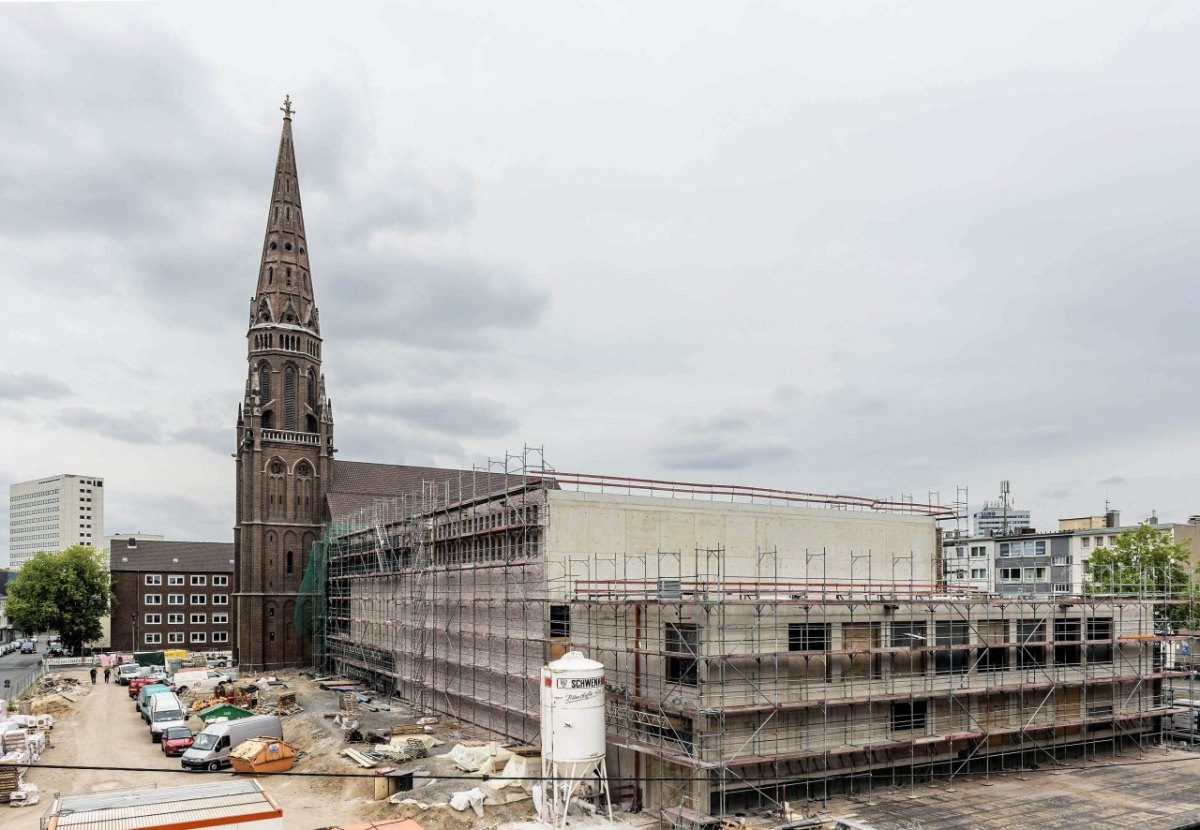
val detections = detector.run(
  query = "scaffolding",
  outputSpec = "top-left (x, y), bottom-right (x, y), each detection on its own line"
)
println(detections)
top-left (298, 460), bottom-right (1200, 824)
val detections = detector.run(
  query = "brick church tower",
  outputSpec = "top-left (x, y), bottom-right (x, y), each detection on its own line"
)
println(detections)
top-left (234, 97), bottom-right (334, 670)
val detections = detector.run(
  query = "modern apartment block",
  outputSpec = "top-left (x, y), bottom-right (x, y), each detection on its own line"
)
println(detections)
top-left (940, 532), bottom-right (995, 592)
top-left (8, 473), bottom-right (104, 568)
top-left (991, 513), bottom-right (1200, 597)
top-left (109, 539), bottom-right (235, 652)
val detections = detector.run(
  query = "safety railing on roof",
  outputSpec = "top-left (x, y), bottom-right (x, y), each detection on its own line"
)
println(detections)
top-left (540, 471), bottom-right (956, 517)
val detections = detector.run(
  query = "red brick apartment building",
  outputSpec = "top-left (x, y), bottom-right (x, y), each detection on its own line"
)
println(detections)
top-left (110, 539), bottom-right (234, 652)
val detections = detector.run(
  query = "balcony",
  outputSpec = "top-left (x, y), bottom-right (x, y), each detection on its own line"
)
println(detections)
top-left (262, 429), bottom-right (319, 446)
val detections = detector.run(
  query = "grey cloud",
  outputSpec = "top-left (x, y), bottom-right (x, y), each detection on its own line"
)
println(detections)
top-left (365, 394), bottom-right (519, 437)
top-left (109, 492), bottom-right (232, 545)
top-left (55, 407), bottom-right (165, 445)
top-left (1040, 488), bottom-right (1073, 500)
top-left (324, 253), bottom-right (550, 350)
top-left (659, 437), bottom-right (795, 472)
top-left (171, 424), bottom-right (232, 455)
top-left (0, 371), bottom-right (70, 401)
top-left (335, 415), bottom-right (469, 468)
top-left (1098, 476), bottom-right (1127, 486)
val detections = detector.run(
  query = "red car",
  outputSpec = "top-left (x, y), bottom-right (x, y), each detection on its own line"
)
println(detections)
top-left (160, 726), bottom-right (194, 756)
top-left (127, 675), bottom-right (170, 699)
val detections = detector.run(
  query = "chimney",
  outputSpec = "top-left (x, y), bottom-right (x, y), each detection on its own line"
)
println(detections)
top-left (1105, 510), bottom-right (1120, 528)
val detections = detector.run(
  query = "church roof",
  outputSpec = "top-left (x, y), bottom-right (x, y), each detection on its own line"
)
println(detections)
top-left (326, 459), bottom-right (541, 519)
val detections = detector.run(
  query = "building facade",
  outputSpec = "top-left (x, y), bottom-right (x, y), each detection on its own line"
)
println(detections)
top-left (232, 100), bottom-right (335, 671)
top-left (973, 500), bottom-right (1031, 537)
top-left (940, 531), bottom-right (995, 592)
top-left (8, 474), bottom-right (104, 569)
top-left (110, 539), bottom-right (234, 652)
top-left (312, 475), bottom-right (1181, 814)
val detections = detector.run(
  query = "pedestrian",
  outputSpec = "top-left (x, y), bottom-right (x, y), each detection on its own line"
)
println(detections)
top-left (103, 667), bottom-right (111, 684)
top-left (90, 666), bottom-right (97, 684)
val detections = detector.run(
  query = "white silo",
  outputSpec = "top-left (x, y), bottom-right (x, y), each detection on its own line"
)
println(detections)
top-left (539, 651), bottom-right (612, 827)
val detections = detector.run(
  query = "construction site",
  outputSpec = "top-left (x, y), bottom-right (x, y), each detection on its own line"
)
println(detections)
top-left (298, 451), bottom-right (1196, 824)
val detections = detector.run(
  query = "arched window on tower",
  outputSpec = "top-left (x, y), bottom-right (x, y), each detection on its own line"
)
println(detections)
top-left (306, 369), bottom-right (317, 410)
top-left (283, 365), bottom-right (297, 430)
top-left (258, 361), bottom-right (272, 403)
top-left (267, 460), bottom-right (285, 518)
top-left (286, 550), bottom-right (294, 575)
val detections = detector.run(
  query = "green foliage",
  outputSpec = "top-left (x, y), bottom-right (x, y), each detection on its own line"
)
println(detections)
top-left (7, 545), bottom-right (113, 655)
top-left (1086, 523), bottom-right (1196, 626)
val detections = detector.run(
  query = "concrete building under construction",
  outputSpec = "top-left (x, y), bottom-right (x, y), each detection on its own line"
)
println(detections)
top-left (300, 453), bottom-right (1186, 820)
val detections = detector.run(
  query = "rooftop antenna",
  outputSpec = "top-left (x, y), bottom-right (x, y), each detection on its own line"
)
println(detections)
top-left (1000, 480), bottom-right (1010, 536)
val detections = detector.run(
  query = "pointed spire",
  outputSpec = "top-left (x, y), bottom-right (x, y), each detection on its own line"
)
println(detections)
top-left (253, 96), bottom-right (316, 328)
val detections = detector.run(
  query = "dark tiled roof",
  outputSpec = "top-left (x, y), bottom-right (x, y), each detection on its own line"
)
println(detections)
top-left (109, 540), bottom-right (234, 573)
top-left (327, 459), bottom-right (541, 520)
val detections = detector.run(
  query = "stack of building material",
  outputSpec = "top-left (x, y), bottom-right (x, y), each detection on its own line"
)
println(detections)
top-left (0, 729), bottom-right (31, 803)
top-left (8, 781), bottom-right (38, 807)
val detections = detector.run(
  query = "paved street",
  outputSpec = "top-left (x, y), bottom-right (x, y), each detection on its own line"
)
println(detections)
top-left (0, 649), bottom-right (42, 698)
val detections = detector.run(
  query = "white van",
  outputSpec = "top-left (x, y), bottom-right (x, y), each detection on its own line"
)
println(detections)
top-left (173, 668), bottom-right (234, 694)
top-left (116, 663), bottom-right (146, 685)
top-left (181, 715), bottom-right (283, 771)
top-left (149, 693), bottom-right (189, 744)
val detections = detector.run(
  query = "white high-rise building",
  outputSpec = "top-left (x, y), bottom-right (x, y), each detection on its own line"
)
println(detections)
top-left (973, 500), bottom-right (1032, 536)
top-left (8, 474), bottom-right (105, 569)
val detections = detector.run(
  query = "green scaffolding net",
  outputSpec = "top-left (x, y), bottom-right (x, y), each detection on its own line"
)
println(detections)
top-left (295, 533), bottom-right (330, 661)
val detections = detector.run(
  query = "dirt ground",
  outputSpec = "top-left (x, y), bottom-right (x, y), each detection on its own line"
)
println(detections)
top-left (6, 667), bottom-right (557, 829)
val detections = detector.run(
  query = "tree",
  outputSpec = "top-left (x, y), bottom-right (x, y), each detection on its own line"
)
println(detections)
top-left (6, 545), bottom-right (113, 655)
top-left (1086, 523), bottom-right (1196, 627)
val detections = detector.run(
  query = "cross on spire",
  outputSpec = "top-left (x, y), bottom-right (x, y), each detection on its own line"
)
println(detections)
top-left (280, 95), bottom-right (294, 120)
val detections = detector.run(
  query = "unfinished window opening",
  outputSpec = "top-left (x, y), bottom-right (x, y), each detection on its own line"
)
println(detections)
top-left (549, 605), bottom-right (570, 638)
top-left (891, 700), bottom-right (927, 732)
top-left (788, 622), bottom-right (830, 652)
top-left (286, 550), bottom-right (294, 574)
top-left (890, 621), bottom-right (928, 675)
top-left (1017, 619), bottom-right (1047, 668)
top-left (1086, 618), bottom-right (1113, 663)
top-left (665, 622), bottom-right (699, 687)
top-left (1054, 618), bottom-right (1082, 666)
top-left (935, 620), bottom-right (970, 675)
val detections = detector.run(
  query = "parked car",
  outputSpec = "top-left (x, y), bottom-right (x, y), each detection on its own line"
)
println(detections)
top-left (161, 726), bottom-right (195, 756)
top-left (128, 674), bottom-right (170, 700)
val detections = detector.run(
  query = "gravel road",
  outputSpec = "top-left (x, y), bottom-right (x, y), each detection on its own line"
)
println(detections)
top-left (7, 668), bottom-right (384, 829)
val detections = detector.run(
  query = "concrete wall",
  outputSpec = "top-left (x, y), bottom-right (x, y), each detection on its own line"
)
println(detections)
top-left (543, 491), bottom-right (938, 592)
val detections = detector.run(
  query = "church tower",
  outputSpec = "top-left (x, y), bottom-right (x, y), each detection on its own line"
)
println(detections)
top-left (234, 97), bottom-right (333, 671)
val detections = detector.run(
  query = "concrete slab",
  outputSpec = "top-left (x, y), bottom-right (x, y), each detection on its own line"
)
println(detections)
top-left (825, 750), bottom-right (1200, 830)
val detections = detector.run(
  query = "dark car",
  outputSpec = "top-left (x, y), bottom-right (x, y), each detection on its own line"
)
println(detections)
top-left (19, 641), bottom-right (36, 654)
top-left (161, 726), bottom-right (195, 756)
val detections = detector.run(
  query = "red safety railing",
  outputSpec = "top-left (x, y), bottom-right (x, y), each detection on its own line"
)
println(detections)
top-left (542, 470), bottom-right (956, 518)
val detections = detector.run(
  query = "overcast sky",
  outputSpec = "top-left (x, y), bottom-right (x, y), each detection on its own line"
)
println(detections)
top-left (3, 2), bottom-right (1200, 564)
